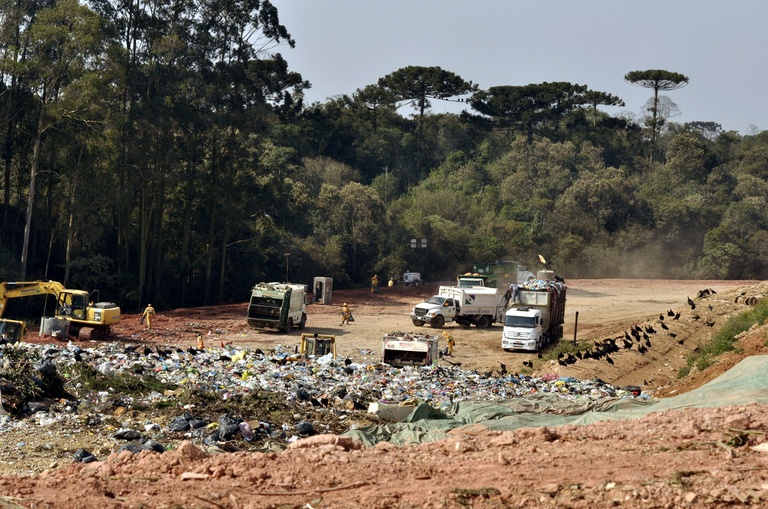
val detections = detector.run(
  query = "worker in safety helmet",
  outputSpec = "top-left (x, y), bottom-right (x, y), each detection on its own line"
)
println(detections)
top-left (442, 330), bottom-right (455, 356)
top-left (142, 304), bottom-right (156, 330)
top-left (340, 303), bottom-right (351, 325)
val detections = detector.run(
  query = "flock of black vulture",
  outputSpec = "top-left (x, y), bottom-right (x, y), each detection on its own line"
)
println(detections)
top-left (546, 288), bottom-right (719, 371)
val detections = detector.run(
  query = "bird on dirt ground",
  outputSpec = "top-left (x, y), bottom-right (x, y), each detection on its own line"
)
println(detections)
top-left (637, 344), bottom-right (648, 355)
top-left (499, 362), bottom-right (508, 375)
top-left (645, 325), bottom-right (656, 334)
top-left (605, 355), bottom-right (614, 365)
top-left (660, 322), bottom-right (669, 330)
top-left (687, 297), bottom-right (696, 310)
top-left (659, 314), bottom-right (664, 321)
top-left (667, 309), bottom-right (675, 317)
top-left (522, 360), bottom-right (533, 369)
top-left (677, 338), bottom-right (685, 345)
top-left (668, 332), bottom-right (677, 338)
top-left (673, 311), bottom-right (681, 320)
top-left (622, 339), bottom-right (633, 350)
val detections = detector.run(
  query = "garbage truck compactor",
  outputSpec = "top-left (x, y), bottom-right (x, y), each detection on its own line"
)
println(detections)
top-left (0, 280), bottom-right (120, 340)
top-left (502, 281), bottom-right (566, 352)
top-left (247, 282), bottom-right (307, 333)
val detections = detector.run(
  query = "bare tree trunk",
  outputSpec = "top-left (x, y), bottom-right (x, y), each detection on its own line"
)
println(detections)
top-left (20, 109), bottom-right (45, 280)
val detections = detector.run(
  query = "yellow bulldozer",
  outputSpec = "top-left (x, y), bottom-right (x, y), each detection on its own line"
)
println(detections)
top-left (0, 280), bottom-right (120, 340)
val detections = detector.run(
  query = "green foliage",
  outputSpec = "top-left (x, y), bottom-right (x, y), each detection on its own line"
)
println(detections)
top-left (0, 345), bottom-right (44, 401)
top-left (62, 362), bottom-right (170, 395)
top-left (682, 298), bottom-right (768, 374)
top-left (2, 1), bottom-right (768, 304)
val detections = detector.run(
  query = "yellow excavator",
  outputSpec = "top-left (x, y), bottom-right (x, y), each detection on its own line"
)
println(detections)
top-left (0, 318), bottom-right (26, 344)
top-left (0, 280), bottom-right (120, 340)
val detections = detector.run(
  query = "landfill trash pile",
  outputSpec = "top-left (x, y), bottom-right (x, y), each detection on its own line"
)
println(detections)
top-left (0, 279), bottom-right (766, 508)
top-left (0, 339), bottom-right (648, 469)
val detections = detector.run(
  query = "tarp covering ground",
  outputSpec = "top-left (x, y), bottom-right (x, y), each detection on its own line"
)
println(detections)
top-left (343, 355), bottom-right (768, 447)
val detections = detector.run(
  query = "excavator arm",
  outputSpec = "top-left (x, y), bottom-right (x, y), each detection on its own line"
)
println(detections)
top-left (0, 281), bottom-right (67, 318)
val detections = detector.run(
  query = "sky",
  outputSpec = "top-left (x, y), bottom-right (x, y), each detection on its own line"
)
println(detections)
top-left (270, 1), bottom-right (766, 135)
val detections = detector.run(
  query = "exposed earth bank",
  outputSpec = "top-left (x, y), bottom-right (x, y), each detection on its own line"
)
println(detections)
top-left (2, 278), bottom-right (768, 508)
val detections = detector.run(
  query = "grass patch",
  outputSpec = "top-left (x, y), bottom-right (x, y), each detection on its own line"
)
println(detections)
top-left (681, 298), bottom-right (768, 376)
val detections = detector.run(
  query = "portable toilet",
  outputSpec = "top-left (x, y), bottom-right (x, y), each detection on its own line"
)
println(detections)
top-left (313, 277), bottom-right (333, 305)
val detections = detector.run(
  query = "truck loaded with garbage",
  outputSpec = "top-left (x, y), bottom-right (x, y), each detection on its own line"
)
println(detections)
top-left (502, 274), bottom-right (567, 352)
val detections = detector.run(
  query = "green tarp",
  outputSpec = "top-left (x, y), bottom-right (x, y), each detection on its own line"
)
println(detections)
top-left (343, 356), bottom-right (768, 447)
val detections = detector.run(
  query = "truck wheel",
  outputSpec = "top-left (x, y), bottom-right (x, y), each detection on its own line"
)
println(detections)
top-left (477, 315), bottom-right (492, 328)
top-left (412, 319), bottom-right (425, 327)
top-left (429, 315), bottom-right (445, 328)
top-left (283, 318), bottom-right (294, 333)
top-left (298, 314), bottom-right (306, 329)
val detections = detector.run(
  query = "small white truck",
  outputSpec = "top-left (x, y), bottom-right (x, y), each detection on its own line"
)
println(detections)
top-left (502, 281), bottom-right (567, 352)
top-left (403, 272), bottom-right (423, 286)
top-left (410, 284), bottom-right (510, 328)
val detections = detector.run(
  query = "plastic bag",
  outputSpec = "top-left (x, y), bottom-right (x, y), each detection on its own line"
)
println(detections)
top-left (348, 314), bottom-right (355, 322)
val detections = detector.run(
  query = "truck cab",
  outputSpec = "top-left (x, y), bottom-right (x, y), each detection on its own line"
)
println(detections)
top-left (410, 295), bottom-right (457, 328)
top-left (456, 276), bottom-right (487, 288)
top-left (502, 306), bottom-right (544, 352)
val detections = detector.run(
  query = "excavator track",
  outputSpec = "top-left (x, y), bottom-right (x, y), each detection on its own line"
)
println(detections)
top-left (72, 326), bottom-right (110, 341)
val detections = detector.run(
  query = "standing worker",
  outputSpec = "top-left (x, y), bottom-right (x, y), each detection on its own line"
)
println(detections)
top-left (340, 302), bottom-right (351, 326)
top-left (442, 330), bottom-right (455, 356)
top-left (142, 303), bottom-right (156, 331)
top-left (371, 274), bottom-right (379, 293)
top-left (388, 277), bottom-right (394, 288)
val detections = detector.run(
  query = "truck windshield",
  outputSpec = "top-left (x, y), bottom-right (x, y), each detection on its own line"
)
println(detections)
top-left (505, 315), bottom-right (535, 328)
top-left (457, 279), bottom-right (484, 288)
top-left (424, 296), bottom-right (447, 305)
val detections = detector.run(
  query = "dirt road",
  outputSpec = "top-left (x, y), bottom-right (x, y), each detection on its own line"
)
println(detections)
top-left (189, 278), bottom-right (761, 395)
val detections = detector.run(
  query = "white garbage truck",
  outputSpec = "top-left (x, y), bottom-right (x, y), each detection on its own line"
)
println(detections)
top-left (502, 281), bottom-right (566, 352)
top-left (410, 285), bottom-right (511, 328)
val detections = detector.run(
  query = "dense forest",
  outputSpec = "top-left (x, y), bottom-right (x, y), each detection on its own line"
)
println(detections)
top-left (1, 1), bottom-right (766, 312)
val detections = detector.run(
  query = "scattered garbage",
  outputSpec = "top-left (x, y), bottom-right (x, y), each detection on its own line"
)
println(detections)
top-left (73, 449), bottom-right (97, 463)
top-left (0, 340), bottom-right (649, 458)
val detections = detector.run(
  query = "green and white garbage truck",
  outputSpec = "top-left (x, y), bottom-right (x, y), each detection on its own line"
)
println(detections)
top-left (247, 282), bottom-right (307, 333)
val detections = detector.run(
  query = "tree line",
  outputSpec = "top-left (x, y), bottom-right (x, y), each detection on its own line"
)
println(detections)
top-left (1, 0), bottom-right (765, 313)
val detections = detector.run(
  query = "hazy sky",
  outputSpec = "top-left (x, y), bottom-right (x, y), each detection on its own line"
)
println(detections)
top-left (272, 1), bottom-right (766, 135)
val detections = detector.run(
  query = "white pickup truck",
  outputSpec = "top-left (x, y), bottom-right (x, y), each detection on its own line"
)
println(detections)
top-left (410, 285), bottom-right (510, 328)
